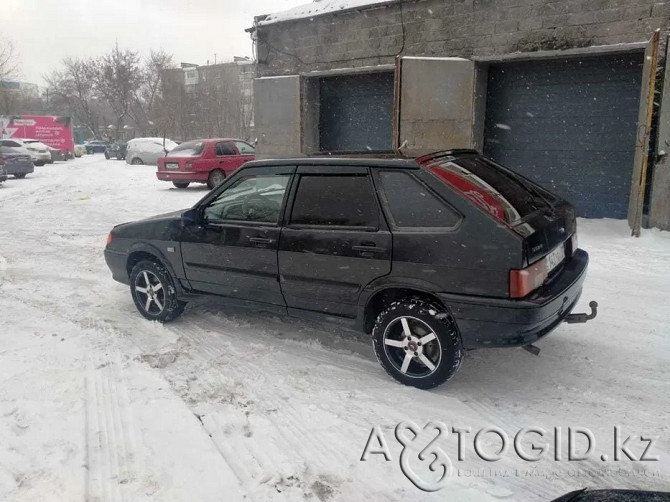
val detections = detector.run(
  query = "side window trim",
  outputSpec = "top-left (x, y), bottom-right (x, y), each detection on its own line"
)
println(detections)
top-left (372, 170), bottom-right (463, 232)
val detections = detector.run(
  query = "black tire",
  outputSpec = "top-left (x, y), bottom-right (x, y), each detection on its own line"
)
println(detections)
top-left (131, 157), bottom-right (144, 165)
top-left (129, 260), bottom-right (185, 322)
top-left (14, 173), bottom-right (27, 179)
top-left (172, 181), bottom-right (190, 189)
top-left (105, 153), bottom-right (110, 159)
top-left (207, 169), bottom-right (225, 189)
top-left (372, 298), bottom-right (463, 389)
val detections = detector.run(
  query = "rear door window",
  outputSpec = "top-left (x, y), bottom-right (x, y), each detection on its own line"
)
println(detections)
top-left (216, 142), bottom-right (236, 156)
top-left (290, 175), bottom-right (379, 228)
top-left (378, 171), bottom-right (460, 228)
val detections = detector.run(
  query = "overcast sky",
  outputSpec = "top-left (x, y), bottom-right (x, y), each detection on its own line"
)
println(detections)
top-left (3, 0), bottom-right (307, 87)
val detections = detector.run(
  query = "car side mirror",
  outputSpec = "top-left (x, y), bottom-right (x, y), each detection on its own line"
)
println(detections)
top-left (181, 208), bottom-right (201, 227)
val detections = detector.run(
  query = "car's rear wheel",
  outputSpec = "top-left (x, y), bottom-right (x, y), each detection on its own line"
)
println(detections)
top-left (14, 174), bottom-right (27, 179)
top-left (172, 181), bottom-right (190, 189)
top-left (372, 298), bottom-right (463, 389)
top-left (129, 260), bottom-right (185, 322)
top-left (131, 158), bottom-right (144, 165)
top-left (207, 169), bottom-right (225, 189)
top-left (105, 152), bottom-right (110, 159)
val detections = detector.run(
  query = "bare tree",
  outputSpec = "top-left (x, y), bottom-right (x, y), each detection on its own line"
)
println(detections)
top-left (0, 39), bottom-right (19, 81)
top-left (129, 50), bottom-right (174, 135)
top-left (93, 46), bottom-right (142, 139)
top-left (0, 40), bottom-right (20, 114)
top-left (44, 58), bottom-right (102, 137)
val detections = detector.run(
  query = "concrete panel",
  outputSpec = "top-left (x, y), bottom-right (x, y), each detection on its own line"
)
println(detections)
top-left (398, 57), bottom-right (476, 156)
top-left (649, 34), bottom-right (670, 231)
top-left (253, 76), bottom-right (301, 159)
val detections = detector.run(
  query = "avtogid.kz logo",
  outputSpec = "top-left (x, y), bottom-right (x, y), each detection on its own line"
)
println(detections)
top-left (360, 422), bottom-right (659, 492)
top-left (361, 421), bottom-right (453, 492)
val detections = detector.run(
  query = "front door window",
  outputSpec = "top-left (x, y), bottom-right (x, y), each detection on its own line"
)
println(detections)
top-left (204, 174), bottom-right (291, 224)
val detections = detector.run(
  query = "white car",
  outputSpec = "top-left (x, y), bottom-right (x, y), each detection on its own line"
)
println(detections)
top-left (16, 139), bottom-right (52, 166)
top-left (74, 144), bottom-right (86, 158)
top-left (125, 137), bottom-right (177, 166)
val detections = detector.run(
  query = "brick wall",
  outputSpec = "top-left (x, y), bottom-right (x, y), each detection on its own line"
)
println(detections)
top-left (254, 0), bottom-right (670, 77)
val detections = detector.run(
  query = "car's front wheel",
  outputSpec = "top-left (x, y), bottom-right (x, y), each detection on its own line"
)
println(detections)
top-left (129, 260), bottom-right (185, 322)
top-left (130, 158), bottom-right (144, 165)
top-left (372, 298), bottom-right (463, 389)
top-left (104, 152), bottom-right (110, 159)
top-left (14, 174), bottom-right (27, 179)
top-left (172, 181), bottom-right (190, 189)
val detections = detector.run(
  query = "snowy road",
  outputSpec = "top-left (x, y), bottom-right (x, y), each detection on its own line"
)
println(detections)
top-left (0, 155), bottom-right (669, 501)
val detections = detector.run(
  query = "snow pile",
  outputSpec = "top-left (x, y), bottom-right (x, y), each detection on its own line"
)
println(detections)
top-left (259, 0), bottom-right (393, 25)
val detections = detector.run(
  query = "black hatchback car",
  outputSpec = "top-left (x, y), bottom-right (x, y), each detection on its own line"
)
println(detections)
top-left (104, 150), bottom-right (594, 388)
top-left (105, 141), bottom-right (127, 160)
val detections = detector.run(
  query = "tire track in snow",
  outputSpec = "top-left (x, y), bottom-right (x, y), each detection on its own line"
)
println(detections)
top-left (85, 353), bottom-right (143, 502)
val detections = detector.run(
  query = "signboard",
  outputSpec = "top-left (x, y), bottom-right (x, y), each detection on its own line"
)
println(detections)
top-left (0, 115), bottom-right (75, 154)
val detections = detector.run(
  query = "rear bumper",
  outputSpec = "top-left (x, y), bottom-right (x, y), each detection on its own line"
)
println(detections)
top-left (104, 248), bottom-right (130, 285)
top-left (5, 161), bottom-right (35, 175)
top-left (438, 249), bottom-right (589, 349)
top-left (156, 170), bottom-right (208, 182)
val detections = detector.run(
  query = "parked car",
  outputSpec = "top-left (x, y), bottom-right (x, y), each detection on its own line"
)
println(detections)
top-left (74, 144), bottom-right (86, 158)
top-left (125, 137), bottom-right (178, 166)
top-left (48, 147), bottom-right (64, 162)
top-left (1, 139), bottom-right (46, 167)
top-left (104, 150), bottom-right (596, 389)
top-left (156, 138), bottom-right (255, 189)
top-left (85, 140), bottom-right (110, 154)
top-left (16, 139), bottom-right (51, 166)
top-left (105, 141), bottom-right (127, 160)
top-left (0, 144), bottom-right (35, 178)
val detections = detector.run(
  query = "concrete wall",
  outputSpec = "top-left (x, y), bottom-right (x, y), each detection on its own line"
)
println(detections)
top-left (252, 0), bottom-right (670, 228)
top-left (254, 0), bottom-right (670, 78)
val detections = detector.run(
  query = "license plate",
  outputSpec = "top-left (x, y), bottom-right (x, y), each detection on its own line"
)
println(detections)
top-left (546, 244), bottom-right (566, 272)
top-left (165, 162), bottom-right (179, 169)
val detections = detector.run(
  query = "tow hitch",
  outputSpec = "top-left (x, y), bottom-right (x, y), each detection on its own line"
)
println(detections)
top-left (522, 301), bottom-right (599, 356)
top-left (564, 301), bottom-right (598, 324)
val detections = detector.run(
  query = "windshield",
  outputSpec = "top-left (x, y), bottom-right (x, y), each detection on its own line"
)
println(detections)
top-left (167, 141), bottom-right (205, 157)
top-left (422, 154), bottom-right (555, 224)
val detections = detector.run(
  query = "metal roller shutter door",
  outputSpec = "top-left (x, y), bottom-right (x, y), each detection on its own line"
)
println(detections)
top-left (484, 53), bottom-right (643, 218)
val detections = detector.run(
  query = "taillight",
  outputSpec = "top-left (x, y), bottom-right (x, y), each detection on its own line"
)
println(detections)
top-left (106, 233), bottom-right (113, 246)
top-left (509, 259), bottom-right (549, 298)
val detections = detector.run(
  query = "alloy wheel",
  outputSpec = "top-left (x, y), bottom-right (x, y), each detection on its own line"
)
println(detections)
top-left (134, 270), bottom-right (165, 315)
top-left (382, 316), bottom-right (442, 378)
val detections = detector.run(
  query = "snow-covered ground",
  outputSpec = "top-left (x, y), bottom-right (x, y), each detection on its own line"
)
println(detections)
top-left (0, 155), bottom-right (668, 501)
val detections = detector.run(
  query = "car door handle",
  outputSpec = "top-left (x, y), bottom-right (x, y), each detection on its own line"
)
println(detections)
top-left (352, 244), bottom-right (385, 254)
top-left (249, 236), bottom-right (274, 244)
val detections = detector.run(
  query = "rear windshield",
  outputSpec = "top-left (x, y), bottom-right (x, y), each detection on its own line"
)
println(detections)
top-left (167, 141), bottom-right (204, 157)
top-left (422, 154), bottom-right (554, 224)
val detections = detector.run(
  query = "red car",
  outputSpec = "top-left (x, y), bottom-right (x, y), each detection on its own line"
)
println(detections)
top-left (156, 138), bottom-right (255, 189)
